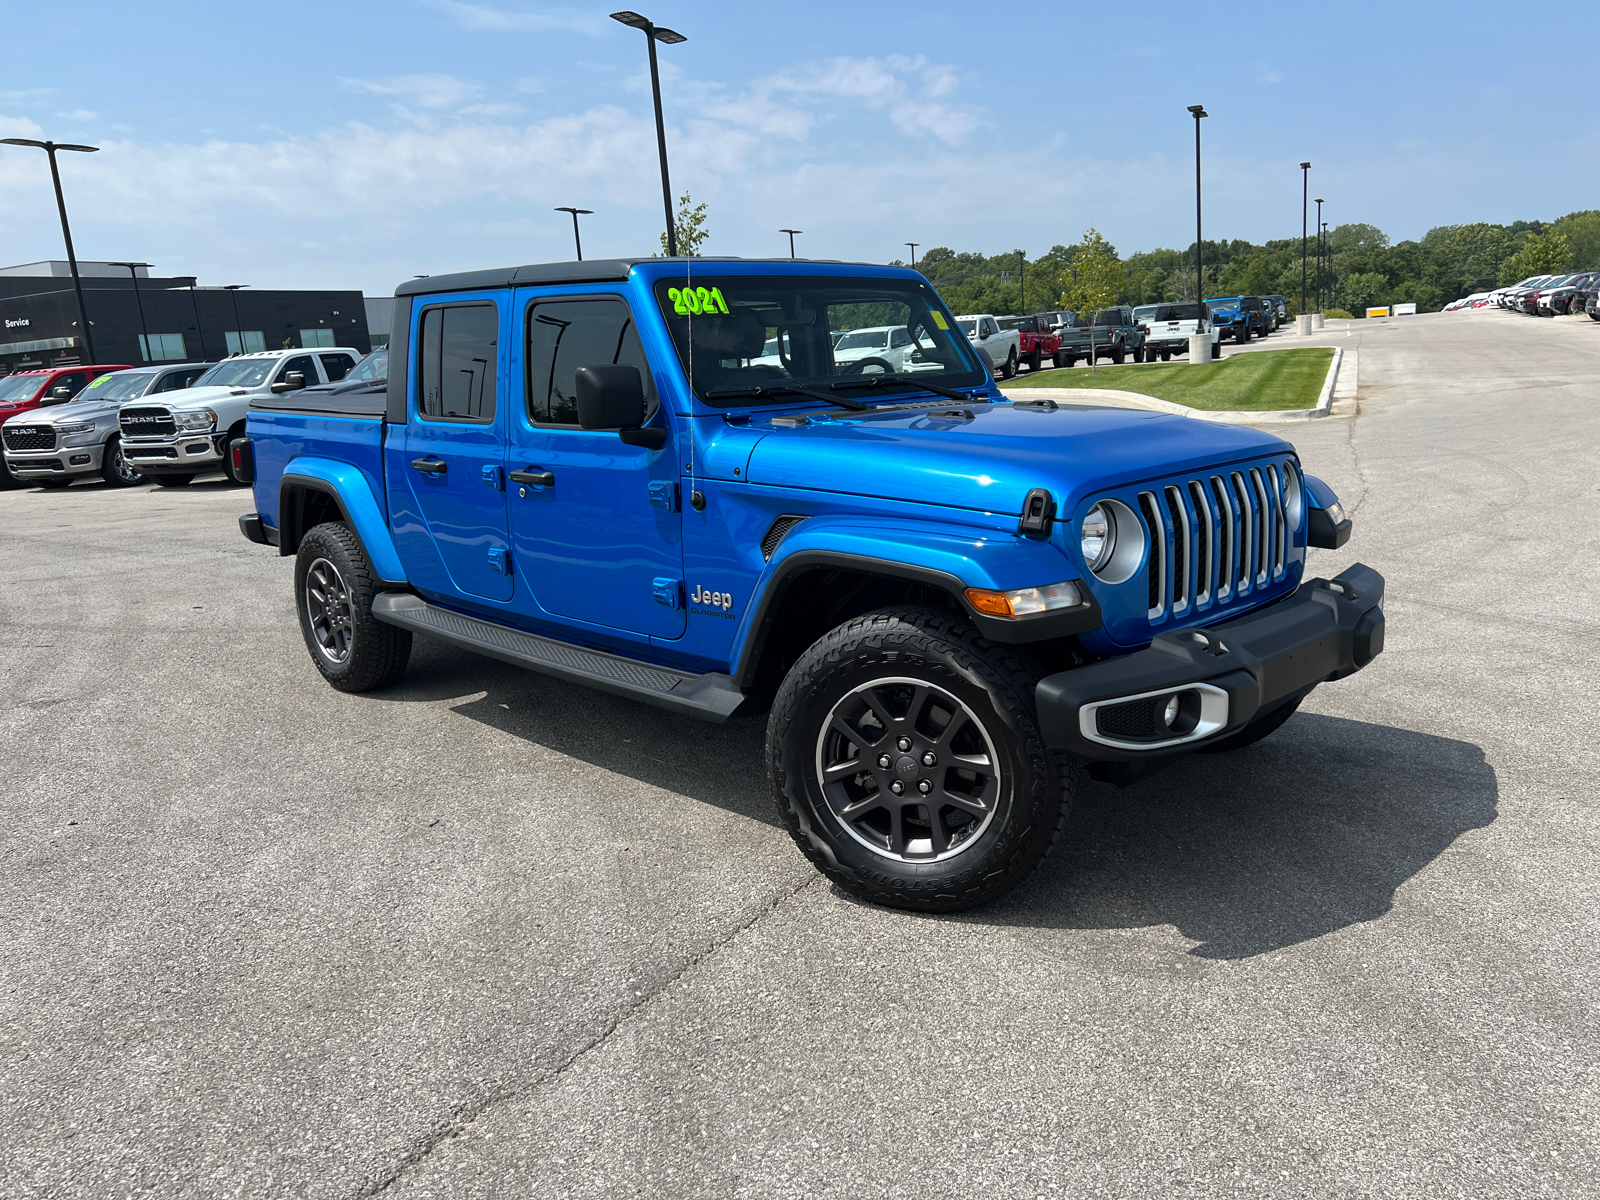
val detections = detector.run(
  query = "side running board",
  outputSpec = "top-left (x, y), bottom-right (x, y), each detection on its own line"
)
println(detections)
top-left (371, 593), bottom-right (745, 723)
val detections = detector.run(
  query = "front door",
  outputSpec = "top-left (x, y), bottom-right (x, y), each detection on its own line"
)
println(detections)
top-left (507, 291), bottom-right (684, 639)
top-left (397, 297), bottom-right (513, 603)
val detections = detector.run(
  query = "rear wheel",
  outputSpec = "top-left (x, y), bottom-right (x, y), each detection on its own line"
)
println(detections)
top-left (1004, 348), bottom-right (1018, 378)
top-left (767, 607), bottom-right (1072, 912)
top-left (100, 436), bottom-right (144, 487)
top-left (152, 474), bottom-right (195, 487)
top-left (1052, 352), bottom-right (1068, 368)
top-left (295, 522), bottom-right (412, 692)
top-left (1161, 351), bottom-right (1173, 362)
top-left (1111, 349), bottom-right (1125, 365)
top-left (222, 423), bottom-right (249, 485)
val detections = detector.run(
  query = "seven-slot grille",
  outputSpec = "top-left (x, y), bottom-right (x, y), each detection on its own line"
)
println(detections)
top-left (120, 406), bottom-right (176, 438)
top-left (2, 425), bottom-right (55, 451)
top-left (1139, 461), bottom-right (1294, 623)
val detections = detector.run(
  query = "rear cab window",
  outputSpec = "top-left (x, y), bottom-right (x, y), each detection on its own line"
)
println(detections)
top-left (416, 303), bottom-right (499, 423)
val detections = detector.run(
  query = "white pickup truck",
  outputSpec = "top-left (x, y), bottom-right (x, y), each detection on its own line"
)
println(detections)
top-left (118, 347), bottom-right (362, 486)
top-left (954, 314), bottom-right (1021, 379)
top-left (1132, 302), bottom-right (1219, 361)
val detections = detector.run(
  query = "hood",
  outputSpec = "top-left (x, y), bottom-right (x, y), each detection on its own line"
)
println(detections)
top-left (13, 396), bottom-right (124, 425)
top-left (143, 383), bottom-right (250, 411)
top-left (742, 400), bottom-right (1292, 516)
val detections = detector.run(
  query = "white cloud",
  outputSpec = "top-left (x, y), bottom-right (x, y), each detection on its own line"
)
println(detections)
top-left (340, 74), bottom-right (485, 110)
top-left (424, 1), bottom-right (606, 34)
top-left (55, 109), bottom-right (99, 121)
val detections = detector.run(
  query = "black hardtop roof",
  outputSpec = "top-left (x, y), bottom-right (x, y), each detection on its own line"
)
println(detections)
top-left (394, 256), bottom-right (858, 298)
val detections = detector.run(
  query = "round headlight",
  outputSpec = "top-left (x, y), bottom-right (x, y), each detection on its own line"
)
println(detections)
top-left (1081, 502), bottom-right (1115, 572)
top-left (1283, 459), bottom-right (1304, 530)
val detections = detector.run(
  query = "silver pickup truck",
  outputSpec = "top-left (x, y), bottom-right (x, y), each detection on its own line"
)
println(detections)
top-left (119, 347), bottom-right (361, 487)
top-left (2, 363), bottom-right (209, 488)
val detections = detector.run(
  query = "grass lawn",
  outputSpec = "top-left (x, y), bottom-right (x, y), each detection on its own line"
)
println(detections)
top-left (998, 346), bottom-right (1333, 411)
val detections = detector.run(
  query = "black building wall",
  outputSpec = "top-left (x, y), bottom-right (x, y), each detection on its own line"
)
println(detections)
top-left (0, 277), bottom-right (371, 373)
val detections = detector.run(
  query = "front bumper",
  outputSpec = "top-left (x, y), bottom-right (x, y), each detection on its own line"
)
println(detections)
top-left (122, 434), bottom-right (225, 473)
top-left (4, 443), bottom-right (105, 478)
top-left (1036, 564), bottom-right (1385, 760)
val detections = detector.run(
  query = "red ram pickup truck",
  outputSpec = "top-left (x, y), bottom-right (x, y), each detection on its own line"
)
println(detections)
top-left (996, 314), bottom-right (1063, 371)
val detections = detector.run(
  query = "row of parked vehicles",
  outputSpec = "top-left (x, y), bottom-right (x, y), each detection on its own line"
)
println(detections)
top-left (1445, 271), bottom-right (1600, 317)
top-left (953, 294), bottom-right (1290, 376)
top-left (0, 346), bottom-right (382, 489)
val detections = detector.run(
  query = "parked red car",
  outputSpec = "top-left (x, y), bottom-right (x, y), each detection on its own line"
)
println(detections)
top-left (996, 314), bottom-right (1063, 371)
top-left (0, 364), bottom-right (134, 419)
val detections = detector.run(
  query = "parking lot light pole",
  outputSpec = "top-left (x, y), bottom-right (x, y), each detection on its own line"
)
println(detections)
top-left (1187, 106), bottom-right (1209, 362)
top-left (1019, 250), bottom-right (1026, 312)
top-left (1, 137), bottom-right (100, 362)
top-left (1300, 162), bottom-right (1311, 320)
top-left (780, 229), bottom-right (802, 259)
top-left (554, 207), bottom-right (592, 260)
top-left (610, 12), bottom-right (686, 257)
top-left (1313, 199), bottom-right (1324, 312)
top-left (905, 242), bottom-right (918, 267)
top-left (223, 285), bottom-right (247, 355)
top-left (173, 276), bottom-right (209, 360)
top-left (108, 262), bottom-right (152, 360)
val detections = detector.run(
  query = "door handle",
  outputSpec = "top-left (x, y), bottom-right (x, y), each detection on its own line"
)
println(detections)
top-left (510, 468), bottom-right (554, 488)
top-left (411, 457), bottom-right (448, 475)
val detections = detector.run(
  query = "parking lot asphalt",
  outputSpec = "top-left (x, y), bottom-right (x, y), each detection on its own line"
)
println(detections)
top-left (3, 308), bottom-right (1597, 1198)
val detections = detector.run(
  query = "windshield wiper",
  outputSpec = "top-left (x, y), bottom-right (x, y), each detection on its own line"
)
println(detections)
top-left (829, 376), bottom-right (985, 404)
top-left (703, 383), bottom-right (869, 411)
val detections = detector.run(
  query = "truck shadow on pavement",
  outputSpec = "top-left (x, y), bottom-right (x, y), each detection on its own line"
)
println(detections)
top-left (386, 641), bottom-right (1496, 961)
top-left (974, 713), bottom-right (1499, 959)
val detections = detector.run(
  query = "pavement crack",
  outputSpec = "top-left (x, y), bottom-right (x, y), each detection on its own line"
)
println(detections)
top-left (1343, 340), bottom-right (1373, 518)
top-left (353, 874), bottom-right (818, 1198)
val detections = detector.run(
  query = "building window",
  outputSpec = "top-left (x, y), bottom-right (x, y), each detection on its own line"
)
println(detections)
top-left (225, 331), bottom-right (266, 355)
top-left (139, 333), bottom-right (187, 362)
top-left (300, 328), bottom-right (336, 348)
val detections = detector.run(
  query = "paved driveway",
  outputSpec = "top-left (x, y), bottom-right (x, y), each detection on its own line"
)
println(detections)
top-left (2, 309), bottom-right (1596, 1197)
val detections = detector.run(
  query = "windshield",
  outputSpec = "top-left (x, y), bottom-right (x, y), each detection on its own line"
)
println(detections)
top-left (655, 276), bottom-right (984, 405)
top-left (956, 319), bottom-right (977, 336)
top-left (194, 358), bottom-right (275, 388)
top-left (345, 348), bottom-right (388, 383)
top-left (81, 371), bottom-right (155, 401)
top-left (0, 374), bottom-right (44, 402)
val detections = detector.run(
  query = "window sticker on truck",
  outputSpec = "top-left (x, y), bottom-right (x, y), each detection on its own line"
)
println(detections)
top-left (929, 311), bottom-right (949, 330)
top-left (666, 286), bottom-right (730, 316)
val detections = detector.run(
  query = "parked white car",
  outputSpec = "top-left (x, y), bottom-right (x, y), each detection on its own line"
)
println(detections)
top-left (118, 346), bottom-right (362, 486)
top-left (953, 314), bottom-right (1021, 378)
top-left (828, 325), bottom-right (921, 373)
top-left (1133, 302), bottom-right (1219, 360)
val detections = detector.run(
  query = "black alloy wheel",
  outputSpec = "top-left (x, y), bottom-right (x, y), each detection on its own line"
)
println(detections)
top-left (294, 522), bottom-right (411, 691)
top-left (101, 436), bottom-right (144, 487)
top-left (304, 556), bottom-right (355, 667)
top-left (767, 606), bottom-right (1071, 912)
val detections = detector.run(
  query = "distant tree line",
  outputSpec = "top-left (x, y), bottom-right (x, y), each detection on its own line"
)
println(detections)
top-left (902, 210), bottom-right (1600, 317)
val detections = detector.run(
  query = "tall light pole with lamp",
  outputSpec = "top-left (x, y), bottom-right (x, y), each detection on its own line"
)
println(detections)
top-left (223, 285), bottom-right (248, 355)
top-left (610, 11), bottom-right (687, 257)
top-left (1313, 198), bottom-right (1324, 318)
top-left (554, 207), bottom-right (592, 260)
top-left (107, 262), bottom-right (153, 360)
top-left (0, 137), bottom-right (101, 362)
top-left (779, 229), bottom-right (802, 259)
top-left (1299, 162), bottom-right (1312, 328)
top-left (904, 242), bottom-right (918, 267)
top-left (1186, 106), bottom-right (1210, 361)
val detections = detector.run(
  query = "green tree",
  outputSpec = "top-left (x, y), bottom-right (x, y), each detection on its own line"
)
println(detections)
top-left (1061, 228), bottom-right (1125, 373)
top-left (1337, 272), bottom-right (1389, 315)
top-left (1497, 229), bottom-right (1571, 284)
top-left (659, 192), bottom-right (710, 257)
top-left (1549, 210), bottom-right (1600, 271)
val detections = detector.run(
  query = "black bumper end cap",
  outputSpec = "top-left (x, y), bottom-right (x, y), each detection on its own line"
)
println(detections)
top-left (239, 513), bottom-right (270, 546)
top-left (1309, 507), bottom-right (1353, 549)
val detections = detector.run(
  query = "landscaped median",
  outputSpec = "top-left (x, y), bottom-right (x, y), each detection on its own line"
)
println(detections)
top-left (999, 346), bottom-right (1335, 413)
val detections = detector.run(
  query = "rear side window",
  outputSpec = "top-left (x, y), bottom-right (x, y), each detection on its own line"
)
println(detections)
top-left (320, 353), bottom-right (354, 382)
top-left (417, 303), bottom-right (499, 423)
top-left (524, 298), bottom-right (656, 426)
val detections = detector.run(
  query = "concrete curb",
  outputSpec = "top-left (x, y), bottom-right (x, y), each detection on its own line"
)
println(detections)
top-left (1004, 346), bottom-right (1347, 425)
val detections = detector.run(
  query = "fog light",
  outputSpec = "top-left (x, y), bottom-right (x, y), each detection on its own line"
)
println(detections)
top-left (1163, 694), bottom-right (1181, 728)
top-left (69, 454), bottom-right (91, 465)
top-left (965, 580), bottom-right (1083, 619)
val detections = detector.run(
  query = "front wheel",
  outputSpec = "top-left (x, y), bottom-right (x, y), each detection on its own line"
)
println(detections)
top-left (1028, 350), bottom-right (1042, 372)
top-left (295, 523), bottom-right (412, 692)
top-left (100, 436), bottom-right (144, 487)
top-left (767, 607), bottom-right (1072, 912)
top-left (1237, 326), bottom-right (1251, 343)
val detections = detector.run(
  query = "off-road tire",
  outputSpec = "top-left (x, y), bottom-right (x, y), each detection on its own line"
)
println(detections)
top-left (1162, 351), bottom-right (1172, 362)
top-left (1111, 349), bottom-right (1125, 365)
top-left (766, 606), bottom-right (1073, 913)
top-left (1200, 696), bottom-right (1302, 754)
top-left (1237, 326), bottom-right (1251, 343)
top-left (100, 436), bottom-right (145, 487)
top-left (295, 522), bottom-right (412, 692)
top-left (1052, 352), bottom-right (1068, 368)
top-left (1028, 350), bottom-right (1042, 372)
top-left (153, 474), bottom-right (195, 487)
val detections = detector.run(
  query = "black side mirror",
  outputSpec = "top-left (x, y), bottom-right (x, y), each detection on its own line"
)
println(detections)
top-left (575, 365), bottom-right (665, 449)
top-left (269, 371), bottom-right (307, 395)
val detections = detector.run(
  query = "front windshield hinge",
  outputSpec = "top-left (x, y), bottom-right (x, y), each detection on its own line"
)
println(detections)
top-left (1017, 488), bottom-right (1057, 539)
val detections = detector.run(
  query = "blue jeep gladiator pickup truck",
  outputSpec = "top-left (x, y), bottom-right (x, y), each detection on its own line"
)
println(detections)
top-left (237, 257), bottom-right (1382, 912)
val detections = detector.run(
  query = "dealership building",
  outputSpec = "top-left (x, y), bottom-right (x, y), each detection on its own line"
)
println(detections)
top-left (0, 261), bottom-right (374, 375)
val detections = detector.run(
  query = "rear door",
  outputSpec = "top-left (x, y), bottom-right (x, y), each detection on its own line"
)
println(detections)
top-left (506, 290), bottom-right (684, 638)
top-left (394, 296), bottom-right (513, 603)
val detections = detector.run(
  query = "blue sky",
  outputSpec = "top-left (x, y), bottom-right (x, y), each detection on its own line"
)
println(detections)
top-left (3, 1), bottom-right (1596, 295)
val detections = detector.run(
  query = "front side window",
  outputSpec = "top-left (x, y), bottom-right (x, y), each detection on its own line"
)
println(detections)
top-left (53, 372), bottom-right (89, 396)
top-left (417, 303), bottom-right (498, 422)
top-left (653, 275), bottom-right (982, 406)
top-left (277, 355), bottom-right (320, 385)
top-left (156, 368), bottom-right (204, 392)
top-left (525, 298), bottom-right (656, 426)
